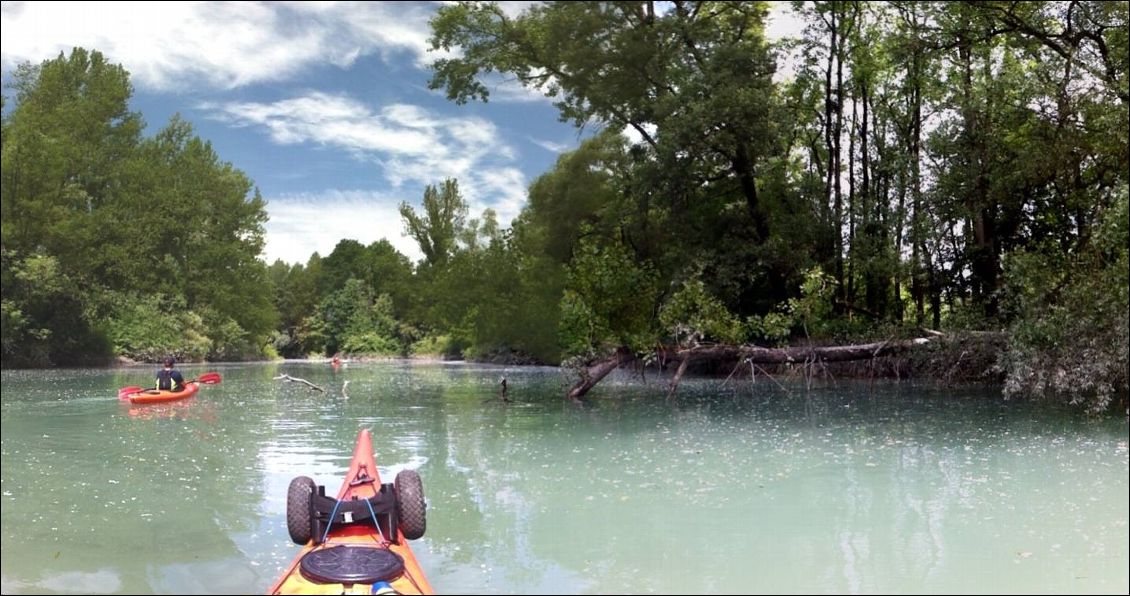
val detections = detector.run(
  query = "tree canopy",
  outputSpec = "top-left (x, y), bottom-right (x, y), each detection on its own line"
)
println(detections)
top-left (2, 48), bottom-right (275, 365)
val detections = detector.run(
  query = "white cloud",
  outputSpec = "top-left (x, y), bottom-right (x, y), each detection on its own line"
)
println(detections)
top-left (474, 167), bottom-right (528, 225)
top-left (1, 1), bottom-right (449, 91)
top-left (205, 93), bottom-right (439, 156)
top-left (209, 91), bottom-right (530, 249)
top-left (529, 137), bottom-right (571, 153)
top-left (203, 92), bottom-right (508, 164)
top-left (264, 190), bottom-right (422, 265)
top-left (495, 1), bottom-right (541, 18)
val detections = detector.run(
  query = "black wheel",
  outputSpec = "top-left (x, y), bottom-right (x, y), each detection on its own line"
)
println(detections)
top-left (395, 469), bottom-right (426, 540)
top-left (287, 476), bottom-right (316, 544)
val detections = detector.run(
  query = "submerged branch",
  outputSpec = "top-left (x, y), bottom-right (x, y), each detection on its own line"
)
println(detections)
top-left (274, 374), bottom-right (326, 393)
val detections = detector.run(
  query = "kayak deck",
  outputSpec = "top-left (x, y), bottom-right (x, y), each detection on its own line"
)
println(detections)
top-left (127, 382), bottom-right (199, 404)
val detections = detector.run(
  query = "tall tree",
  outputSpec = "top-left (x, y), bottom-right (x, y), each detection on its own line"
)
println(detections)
top-left (399, 178), bottom-right (467, 268)
top-left (2, 49), bottom-right (276, 364)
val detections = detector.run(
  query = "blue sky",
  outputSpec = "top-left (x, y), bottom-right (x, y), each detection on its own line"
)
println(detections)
top-left (2, 1), bottom-right (801, 265)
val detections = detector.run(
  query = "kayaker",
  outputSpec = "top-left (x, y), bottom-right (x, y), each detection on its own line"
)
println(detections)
top-left (156, 356), bottom-right (186, 392)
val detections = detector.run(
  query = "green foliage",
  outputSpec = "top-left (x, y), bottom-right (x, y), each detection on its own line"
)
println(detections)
top-left (399, 179), bottom-right (467, 268)
top-left (261, 343), bottom-right (282, 361)
top-left (268, 259), bottom-right (323, 357)
top-left (341, 293), bottom-right (402, 356)
top-left (786, 267), bottom-right (837, 338)
top-left (517, 132), bottom-right (626, 263)
top-left (746, 312), bottom-right (794, 346)
top-left (201, 310), bottom-right (257, 362)
top-left (102, 293), bottom-right (210, 362)
top-left (312, 280), bottom-right (404, 356)
top-left (1, 49), bottom-right (275, 366)
top-left (429, 0), bottom-right (785, 266)
top-left (410, 221), bottom-right (564, 363)
top-left (1001, 187), bottom-right (1130, 412)
top-left (1, 299), bottom-right (35, 362)
top-left (659, 279), bottom-right (747, 346)
top-left (4, 7), bottom-right (1127, 415)
top-left (410, 334), bottom-right (458, 358)
top-left (559, 235), bottom-right (660, 354)
top-left (0, 251), bottom-right (110, 366)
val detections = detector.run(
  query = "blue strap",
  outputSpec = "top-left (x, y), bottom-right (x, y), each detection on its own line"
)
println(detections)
top-left (363, 497), bottom-right (386, 542)
top-left (320, 499), bottom-right (343, 544)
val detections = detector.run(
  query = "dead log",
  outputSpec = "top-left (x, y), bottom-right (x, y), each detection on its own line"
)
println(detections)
top-left (566, 347), bottom-right (636, 401)
top-left (673, 338), bottom-right (930, 365)
top-left (274, 374), bottom-right (326, 392)
top-left (567, 336), bottom-right (948, 400)
top-left (667, 357), bottom-right (691, 397)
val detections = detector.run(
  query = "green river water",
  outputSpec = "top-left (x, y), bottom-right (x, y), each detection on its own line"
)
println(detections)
top-left (1, 362), bottom-right (1126, 594)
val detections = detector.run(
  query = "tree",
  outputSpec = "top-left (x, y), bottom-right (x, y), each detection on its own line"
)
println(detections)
top-left (2, 48), bottom-right (141, 261)
top-left (430, 1), bottom-right (779, 236)
top-left (399, 178), bottom-right (467, 268)
top-left (2, 49), bottom-right (276, 364)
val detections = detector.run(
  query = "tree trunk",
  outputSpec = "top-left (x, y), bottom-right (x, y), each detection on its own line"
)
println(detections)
top-left (847, 79), bottom-right (857, 314)
top-left (833, 1), bottom-right (846, 310)
top-left (910, 43), bottom-right (926, 327)
top-left (566, 347), bottom-right (637, 401)
top-left (732, 143), bottom-right (768, 241)
top-left (567, 336), bottom-right (957, 400)
top-left (958, 11), bottom-right (1000, 321)
top-left (673, 339), bottom-right (929, 366)
top-left (824, 4), bottom-right (837, 271)
top-left (667, 357), bottom-right (691, 397)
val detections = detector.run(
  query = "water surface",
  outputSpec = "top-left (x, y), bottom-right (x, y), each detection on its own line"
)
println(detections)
top-left (2, 362), bottom-right (1126, 594)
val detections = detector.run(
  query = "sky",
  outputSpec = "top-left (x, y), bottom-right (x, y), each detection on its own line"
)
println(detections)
top-left (2, 1), bottom-right (802, 266)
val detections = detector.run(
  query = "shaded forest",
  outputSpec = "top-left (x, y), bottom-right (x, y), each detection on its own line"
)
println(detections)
top-left (2, 2), bottom-right (1126, 412)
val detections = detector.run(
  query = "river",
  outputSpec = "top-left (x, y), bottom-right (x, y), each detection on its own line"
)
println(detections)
top-left (1, 362), bottom-right (1126, 594)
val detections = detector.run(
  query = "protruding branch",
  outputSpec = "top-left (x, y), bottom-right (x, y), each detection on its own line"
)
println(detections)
top-left (274, 374), bottom-right (326, 393)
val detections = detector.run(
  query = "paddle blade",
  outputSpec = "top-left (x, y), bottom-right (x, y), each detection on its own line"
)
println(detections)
top-left (117, 386), bottom-right (143, 401)
top-left (196, 372), bottom-right (222, 385)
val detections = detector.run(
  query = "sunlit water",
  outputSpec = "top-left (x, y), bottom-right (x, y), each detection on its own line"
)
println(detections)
top-left (1, 362), bottom-right (1127, 595)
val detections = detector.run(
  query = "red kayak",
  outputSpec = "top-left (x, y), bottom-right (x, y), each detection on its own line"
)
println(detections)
top-left (126, 382), bottom-right (199, 404)
top-left (269, 429), bottom-right (433, 595)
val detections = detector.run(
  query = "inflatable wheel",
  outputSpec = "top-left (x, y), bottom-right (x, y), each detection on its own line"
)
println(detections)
top-left (287, 476), bottom-right (316, 544)
top-left (394, 469), bottom-right (426, 540)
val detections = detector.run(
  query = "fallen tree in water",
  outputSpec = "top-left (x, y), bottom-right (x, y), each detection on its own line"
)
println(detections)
top-left (566, 332), bottom-right (1005, 401)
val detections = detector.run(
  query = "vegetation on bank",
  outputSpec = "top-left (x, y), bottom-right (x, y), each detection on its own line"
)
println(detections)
top-left (2, 1), bottom-right (1127, 412)
top-left (2, 49), bottom-right (275, 367)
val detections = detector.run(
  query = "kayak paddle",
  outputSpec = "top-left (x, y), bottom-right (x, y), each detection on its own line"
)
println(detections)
top-left (193, 372), bottom-right (222, 384)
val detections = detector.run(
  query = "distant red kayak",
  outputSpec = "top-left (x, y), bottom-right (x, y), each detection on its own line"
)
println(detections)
top-left (268, 429), bottom-right (433, 595)
top-left (126, 382), bottom-right (199, 404)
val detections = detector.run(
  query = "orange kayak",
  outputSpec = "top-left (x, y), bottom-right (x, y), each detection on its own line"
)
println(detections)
top-left (268, 429), bottom-right (433, 595)
top-left (127, 382), bottom-right (199, 404)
